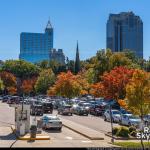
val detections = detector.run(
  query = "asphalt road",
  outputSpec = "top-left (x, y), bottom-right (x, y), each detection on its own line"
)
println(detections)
top-left (53, 110), bottom-right (120, 134)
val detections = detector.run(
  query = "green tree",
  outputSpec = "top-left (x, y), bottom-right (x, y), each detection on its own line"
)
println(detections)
top-left (2, 60), bottom-right (40, 79)
top-left (93, 49), bottom-right (112, 82)
top-left (36, 60), bottom-right (49, 69)
top-left (109, 52), bottom-right (132, 70)
top-left (49, 60), bottom-right (66, 74)
top-left (35, 69), bottom-right (55, 94)
top-left (2, 60), bottom-right (40, 95)
top-left (0, 78), bottom-right (4, 91)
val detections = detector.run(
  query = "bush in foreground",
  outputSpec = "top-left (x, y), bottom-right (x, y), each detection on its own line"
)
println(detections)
top-left (116, 126), bottom-right (129, 137)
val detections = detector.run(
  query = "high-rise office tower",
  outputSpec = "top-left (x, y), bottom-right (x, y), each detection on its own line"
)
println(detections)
top-left (19, 20), bottom-right (53, 63)
top-left (106, 12), bottom-right (143, 58)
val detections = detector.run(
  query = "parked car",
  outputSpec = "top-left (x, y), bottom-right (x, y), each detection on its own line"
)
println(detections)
top-left (58, 104), bottom-right (72, 115)
top-left (2, 95), bottom-right (11, 103)
top-left (42, 101), bottom-right (53, 113)
top-left (0, 96), bottom-right (3, 101)
top-left (89, 104), bottom-right (104, 116)
top-left (104, 109), bottom-right (121, 123)
top-left (121, 114), bottom-right (141, 127)
top-left (41, 115), bottom-right (62, 130)
top-left (104, 99), bottom-right (120, 110)
top-left (78, 102), bottom-right (91, 111)
top-left (119, 108), bottom-right (132, 115)
top-left (7, 96), bottom-right (21, 104)
top-left (72, 105), bottom-right (89, 116)
top-left (144, 114), bottom-right (150, 126)
top-left (30, 104), bottom-right (43, 116)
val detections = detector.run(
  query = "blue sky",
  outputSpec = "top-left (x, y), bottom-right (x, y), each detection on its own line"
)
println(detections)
top-left (0, 0), bottom-right (149, 61)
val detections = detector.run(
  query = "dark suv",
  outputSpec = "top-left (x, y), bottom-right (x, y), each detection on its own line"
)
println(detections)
top-left (58, 105), bottom-right (72, 115)
top-left (30, 104), bottom-right (43, 116)
top-left (42, 102), bottom-right (53, 114)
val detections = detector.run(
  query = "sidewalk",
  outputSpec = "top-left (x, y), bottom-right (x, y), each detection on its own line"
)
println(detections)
top-left (61, 118), bottom-right (105, 140)
top-left (0, 126), bottom-right (16, 147)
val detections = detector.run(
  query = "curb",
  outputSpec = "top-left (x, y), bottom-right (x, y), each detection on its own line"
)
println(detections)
top-left (105, 133), bottom-right (137, 140)
top-left (18, 136), bottom-right (50, 140)
top-left (63, 124), bottom-right (104, 140)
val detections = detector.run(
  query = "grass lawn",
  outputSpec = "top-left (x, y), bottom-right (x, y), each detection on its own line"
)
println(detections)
top-left (114, 142), bottom-right (150, 148)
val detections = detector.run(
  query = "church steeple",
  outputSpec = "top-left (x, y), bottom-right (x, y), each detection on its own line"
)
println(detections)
top-left (75, 40), bottom-right (80, 74)
top-left (45, 18), bottom-right (53, 33)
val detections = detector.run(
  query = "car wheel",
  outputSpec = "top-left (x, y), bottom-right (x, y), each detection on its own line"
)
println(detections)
top-left (58, 127), bottom-right (62, 131)
top-left (70, 113), bottom-right (72, 116)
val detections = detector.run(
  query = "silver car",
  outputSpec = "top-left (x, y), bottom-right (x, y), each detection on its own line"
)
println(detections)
top-left (104, 109), bottom-right (121, 123)
top-left (121, 114), bottom-right (141, 127)
top-left (41, 115), bottom-right (62, 130)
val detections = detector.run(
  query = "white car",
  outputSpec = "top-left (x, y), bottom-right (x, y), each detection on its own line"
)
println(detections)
top-left (41, 115), bottom-right (62, 130)
top-left (104, 109), bottom-right (121, 123)
top-left (121, 114), bottom-right (141, 127)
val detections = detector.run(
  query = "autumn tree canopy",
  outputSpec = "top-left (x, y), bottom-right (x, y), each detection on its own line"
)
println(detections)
top-left (125, 69), bottom-right (150, 117)
top-left (101, 66), bottom-right (134, 100)
top-left (47, 71), bottom-right (89, 98)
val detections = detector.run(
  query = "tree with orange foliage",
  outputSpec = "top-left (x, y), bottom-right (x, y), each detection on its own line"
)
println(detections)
top-left (89, 82), bottom-right (104, 98)
top-left (0, 71), bottom-right (17, 95)
top-left (101, 66), bottom-right (135, 100)
top-left (7, 87), bottom-right (17, 95)
top-left (47, 71), bottom-right (89, 98)
top-left (21, 77), bottom-right (37, 95)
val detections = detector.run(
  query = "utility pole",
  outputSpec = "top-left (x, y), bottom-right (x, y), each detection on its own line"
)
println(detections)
top-left (109, 105), bottom-right (114, 143)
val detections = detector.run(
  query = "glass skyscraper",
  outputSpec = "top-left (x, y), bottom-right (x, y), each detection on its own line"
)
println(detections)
top-left (19, 20), bottom-right (53, 63)
top-left (106, 12), bottom-right (143, 58)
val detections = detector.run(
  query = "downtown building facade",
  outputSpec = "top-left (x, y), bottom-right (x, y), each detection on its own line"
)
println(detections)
top-left (50, 48), bottom-right (65, 65)
top-left (19, 20), bottom-right (65, 64)
top-left (106, 12), bottom-right (143, 58)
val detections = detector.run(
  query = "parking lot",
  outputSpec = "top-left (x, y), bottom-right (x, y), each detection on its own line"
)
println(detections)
top-left (0, 102), bottom-right (115, 147)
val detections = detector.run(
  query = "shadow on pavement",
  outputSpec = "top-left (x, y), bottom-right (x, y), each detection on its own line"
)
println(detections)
top-left (43, 129), bottom-right (62, 133)
top-left (0, 133), bottom-right (16, 140)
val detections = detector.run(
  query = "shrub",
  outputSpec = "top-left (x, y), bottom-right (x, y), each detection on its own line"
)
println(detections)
top-left (116, 126), bottom-right (129, 137)
top-left (130, 131), bottom-right (137, 137)
top-left (129, 126), bottom-right (136, 133)
top-left (113, 127), bottom-right (119, 135)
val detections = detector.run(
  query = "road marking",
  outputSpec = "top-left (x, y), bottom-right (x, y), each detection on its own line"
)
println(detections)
top-left (81, 140), bottom-right (92, 143)
top-left (65, 136), bottom-right (73, 140)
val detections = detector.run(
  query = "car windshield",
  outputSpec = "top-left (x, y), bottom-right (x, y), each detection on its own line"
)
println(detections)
top-left (49, 117), bottom-right (60, 120)
top-left (112, 111), bottom-right (120, 115)
top-left (43, 116), bottom-right (60, 120)
top-left (83, 103), bottom-right (91, 107)
top-left (129, 116), bottom-right (140, 120)
top-left (64, 106), bottom-right (72, 108)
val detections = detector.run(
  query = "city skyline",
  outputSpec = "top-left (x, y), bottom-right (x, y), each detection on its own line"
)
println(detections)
top-left (0, 0), bottom-right (150, 61)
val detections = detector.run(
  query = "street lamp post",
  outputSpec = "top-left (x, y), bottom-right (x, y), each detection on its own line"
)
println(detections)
top-left (109, 105), bottom-right (114, 143)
